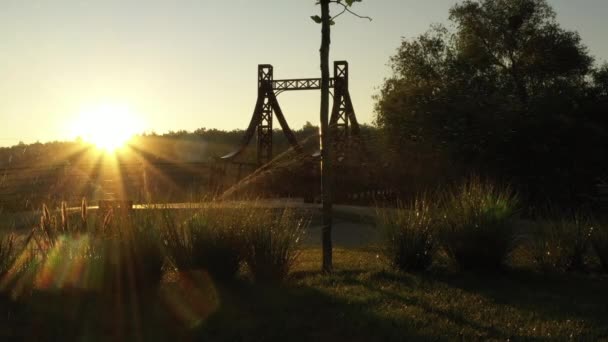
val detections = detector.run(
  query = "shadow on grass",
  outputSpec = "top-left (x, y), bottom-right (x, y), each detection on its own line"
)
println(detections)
top-left (430, 269), bottom-right (608, 332)
top-left (1, 274), bottom-right (430, 341)
top-left (3, 288), bottom-right (187, 342)
top-left (293, 269), bottom-right (512, 340)
top-left (195, 277), bottom-right (430, 341)
top-left (290, 268), bottom-right (608, 340)
top-left (3, 268), bottom-right (608, 341)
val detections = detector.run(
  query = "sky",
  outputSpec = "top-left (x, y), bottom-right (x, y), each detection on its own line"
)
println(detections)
top-left (1, 0), bottom-right (607, 146)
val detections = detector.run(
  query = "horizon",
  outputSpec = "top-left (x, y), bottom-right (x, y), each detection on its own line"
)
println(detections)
top-left (2, 0), bottom-right (608, 147)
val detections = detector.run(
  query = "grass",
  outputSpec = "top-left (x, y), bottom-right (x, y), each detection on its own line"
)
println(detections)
top-left (1, 196), bottom-right (607, 340)
top-left (377, 198), bottom-right (437, 272)
top-left (1, 248), bottom-right (606, 340)
top-left (591, 221), bottom-right (608, 273)
top-left (0, 232), bottom-right (16, 278)
top-left (162, 204), bottom-right (307, 283)
top-left (440, 178), bottom-right (519, 271)
top-left (7, 204), bottom-right (167, 294)
top-left (528, 214), bottom-right (594, 272)
top-left (243, 208), bottom-right (307, 284)
top-left (163, 205), bottom-right (246, 280)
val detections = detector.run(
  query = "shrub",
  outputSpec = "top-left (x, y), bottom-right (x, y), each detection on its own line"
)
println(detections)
top-left (243, 208), bottom-right (307, 284)
top-left (591, 222), bottom-right (608, 272)
top-left (163, 206), bottom-right (245, 281)
top-left (30, 207), bottom-right (166, 292)
top-left (377, 198), bottom-right (437, 272)
top-left (440, 178), bottom-right (518, 271)
top-left (0, 232), bottom-right (23, 313)
top-left (529, 215), bottom-right (593, 272)
top-left (0, 232), bottom-right (16, 280)
top-left (33, 201), bottom-right (89, 252)
top-left (116, 211), bottom-right (166, 290)
top-left (0, 228), bottom-right (40, 297)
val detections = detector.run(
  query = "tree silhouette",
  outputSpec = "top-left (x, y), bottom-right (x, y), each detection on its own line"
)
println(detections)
top-left (375, 0), bottom-right (608, 206)
top-left (312, 0), bottom-right (370, 272)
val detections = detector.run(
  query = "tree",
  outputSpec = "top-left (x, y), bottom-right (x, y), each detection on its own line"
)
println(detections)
top-left (375, 0), bottom-right (608, 206)
top-left (312, 0), bottom-right (369, 272)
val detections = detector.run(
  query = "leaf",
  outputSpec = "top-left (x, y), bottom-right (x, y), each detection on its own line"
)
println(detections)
top-left (310, 15), bottom-right (323, 24)
top-left (345, 0), bottom-right (362, 6)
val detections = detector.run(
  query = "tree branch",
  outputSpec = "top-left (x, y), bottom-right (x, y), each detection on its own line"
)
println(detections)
top-left (328, 1), bottom-right (372, 21)
top-left (331, 6), bottom-right (348, 21)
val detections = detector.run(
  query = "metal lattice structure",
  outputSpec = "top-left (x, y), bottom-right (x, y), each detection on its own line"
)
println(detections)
top-left (222, 61), bottom-right (360, 165)
top-left (330, 62), bottom-right (360, 155)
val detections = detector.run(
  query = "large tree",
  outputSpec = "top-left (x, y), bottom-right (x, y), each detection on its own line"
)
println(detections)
top-left (375, 0), bottom-right (608, 206)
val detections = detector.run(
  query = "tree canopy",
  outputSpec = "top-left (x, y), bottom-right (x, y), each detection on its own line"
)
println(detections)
top-left (375, 0), bottom-right (608, 206)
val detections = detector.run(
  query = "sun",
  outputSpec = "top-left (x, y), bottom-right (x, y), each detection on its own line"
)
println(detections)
top-left (72, 104), bottom-right (144, 152)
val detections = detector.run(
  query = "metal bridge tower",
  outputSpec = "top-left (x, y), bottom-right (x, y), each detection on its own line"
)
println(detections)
top-left (257, 65), bottom-right (274, 165)
top-left (221, 61), bottom-right (360, 165)
top-left (330, 61), bottom-right (360, 155)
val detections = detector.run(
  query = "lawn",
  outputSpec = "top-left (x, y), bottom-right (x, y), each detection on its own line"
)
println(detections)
top-left (2, 247), bottom-right (607, 341)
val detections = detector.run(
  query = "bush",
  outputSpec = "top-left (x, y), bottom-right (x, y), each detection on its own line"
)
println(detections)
top-left (0, 233), bottom-right (16, 279)
top-left (0, 228), bottom-right (39, 298)
top-left (377, 198), bottom-right (437, 272)
top-left (243, 208), bottom-right (307, 284)
top-left (591, 222), bottom-right (608, 273)
top-left (440, 178), bottom-right (518, 271)
top-left (163, 205), bottom-right (245, 281)
top-left (115, 211), bottom-right (166, 291)
top-left (0, 232), bottom-right (27, 295)
top-left (529, 215), bottom-right (593, 272)
top-left (32, 206), bottom-right (166, 292)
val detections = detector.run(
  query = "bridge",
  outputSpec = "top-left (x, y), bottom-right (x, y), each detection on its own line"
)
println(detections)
top-left (221, 61), bottom-right (361, 165)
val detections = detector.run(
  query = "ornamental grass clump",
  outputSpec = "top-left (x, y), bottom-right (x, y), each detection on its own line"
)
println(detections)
top-left (163, 205), bottom-right (245, 281)
top-left (30, 204), bottom-right (166, 292)
top-left (440, 178), bottom-right (518, 271)
top-left (243, 208), bottom-right (307, 284)
top-left (377, 198), bottom-right (438, 272)
top-left (530, 214), bottom-right (593, 272)
top-left (104, 210), bottom-right (166, 291)
top-left (0, 231), bottom-right (26, 311)
top-left (33, 200), bottom-right (89, 252)
top-left (591, 222), bottom-right (608, 273)
top-left (0, 232), bottom-right (17, 281)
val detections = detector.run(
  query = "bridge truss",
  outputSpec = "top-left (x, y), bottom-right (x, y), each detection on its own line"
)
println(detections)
top-left (221, 61), bottom-right (361, 165)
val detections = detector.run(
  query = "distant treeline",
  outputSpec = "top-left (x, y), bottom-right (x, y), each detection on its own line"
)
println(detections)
top-left (0, 124), bottom-right (326, 211)
top-left (0, 123), bottom-right (321, 168)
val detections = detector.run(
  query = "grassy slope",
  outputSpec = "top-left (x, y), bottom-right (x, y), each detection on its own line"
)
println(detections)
top-left (200, 248), bottom-right (608, 341)
top-left (1, 248), bottom-right (607, 341)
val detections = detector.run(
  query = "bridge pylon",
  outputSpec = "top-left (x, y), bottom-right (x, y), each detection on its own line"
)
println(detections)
top-left (221, 61), bottom-right (361, 165)
top-left (330, 61), bottom-right (360, 157)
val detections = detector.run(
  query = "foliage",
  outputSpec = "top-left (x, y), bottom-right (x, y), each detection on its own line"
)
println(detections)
top-left (590, 221), bottom-right (608, 273)
top-left (377, 198), bottom-right (438, 272)
top-left (528, 214), bottom-right (593, 272)
top-left (375, 0), bottom-right (608, 206)
top-left (440, 178), bottom-right (518, 271)
top-left (27, 205), bottom-right (166, 292)
top-left (0, 232), bottom-right (16, 279)
top-left (243, 208), bottom-right (307, 284)
top-left (163, 206), bottom-right (245, 281)
top-left (124, 211), bottom-right (167, 289)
